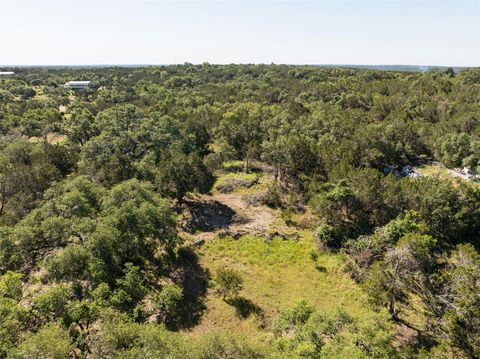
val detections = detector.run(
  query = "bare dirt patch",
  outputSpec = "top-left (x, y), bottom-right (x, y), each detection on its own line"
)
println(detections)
top-left (180, 173), bottom-right (281, 243)
top-left (211, 191), bottom-right (275, 234)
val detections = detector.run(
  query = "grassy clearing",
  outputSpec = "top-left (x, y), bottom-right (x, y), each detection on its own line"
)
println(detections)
top-left (32, 86), bottom-right (49, 101)
top-left (186, 231), bottom-right (371, 340)
top-left (222, 160), bottom-right (246, 173)
top-left (417, 164), bottom-right (451, 179)
top-left (417, 163), bottom-right (479, 188)
top-left (185, 162), bottom-right (373, 340)
top-left (213, 171), bottom-right (259, 188)
top-left (214, 161), bottom-right (269, 195)
top-left (28, 132), bottom-right (66, 145)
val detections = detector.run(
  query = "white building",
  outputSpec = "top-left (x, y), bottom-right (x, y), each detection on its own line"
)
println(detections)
top-left (0, 71), bottom-right (14, 76)
top-left (64, 81), bottom-right (91, 89)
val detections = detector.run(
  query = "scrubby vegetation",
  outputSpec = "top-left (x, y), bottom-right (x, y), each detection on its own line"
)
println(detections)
top-left (0, 65), bottom-right (479, 357)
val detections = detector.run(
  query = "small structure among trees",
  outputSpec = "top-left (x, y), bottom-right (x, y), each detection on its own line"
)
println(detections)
top-left (64, 81), bottom-right (91, 89)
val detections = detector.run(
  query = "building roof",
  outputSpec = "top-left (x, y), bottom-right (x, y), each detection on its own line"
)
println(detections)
top-left (0, 72), bottom-right (14, 75)
top-left (65, 81), bottom-right (91, 85)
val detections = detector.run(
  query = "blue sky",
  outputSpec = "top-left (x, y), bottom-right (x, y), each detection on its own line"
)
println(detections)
top-left (0, 1), bottom-right (478, 66)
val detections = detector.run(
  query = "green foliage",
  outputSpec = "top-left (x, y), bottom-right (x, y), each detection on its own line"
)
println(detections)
top-left (346, 212), bottom-right (421, 263)
top-left (435, 132), bottom-right (480, 169)
top-left (215, 268), bottom-right (244, 300)
top-left (319, 312), bottom-right (399, 359)
top-left (0, 271), bottom-right (23, 301)
top-left (154, 283), bottom-right (183, 328)
top-left (192, 332), bottom-right (266, 359)
top-left (45, 245), bottom-right (91, 281)
top-left (62, 106), bottom-right (97, 145)
top-left (273, 303), bottom-right (398, 359)
top-left (0, 140), bottom-right (60, 224)
top-left (273, 300), bottom-right (315, 336)
top-left (11, 323), bottom-right (73, 359)
top-left (363, 233), bottom-right (436, 318)
top-left (214, 103), bottom-right (266, 166)
top-left (18, 107), bottom-right (60, 137)
top-left (67, 299), bottom-right (99, 331)
top-left (357, 219), bottom-right (480, 358)
top-left (155, 149), bottom-right (215, 202)
top-left (403, 176), bottom-right (480, 242)
top-left (313, 224), bottom-right (336, 250)
top-left (110, 263), bottom-right (148, 312)
top-left (88, 309), bottom-right (265, 358)
top-left (0, 272), bottom-right (28, 357)
top-left (100, 179), bottom-right (178, 263)
top-left (89, 319), bottom-right (187, 358)
top-left (433, 244), bottom-right (480, 358)
top-left (32, 284), bottom-right (73, 323)
top-left (2, 65), bottom-right (480, 357)
top-left (0, 229), bottom-right (21, 273)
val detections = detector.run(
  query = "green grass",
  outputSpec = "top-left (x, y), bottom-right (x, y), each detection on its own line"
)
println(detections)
top-left (187, 231), bottom-right (372, 340)
top-left (416, 164), bottom-right (451, 179)
top-left (32, 86), bottom-right (49, 101)
top-left (417, 164), bottom-right (479, 188)
top-left (214, 172), bottom-right (259, 187)
top-left (213, 167), bottom-right (267, 195)
top-left (222, 160), bottom-right (245, 172)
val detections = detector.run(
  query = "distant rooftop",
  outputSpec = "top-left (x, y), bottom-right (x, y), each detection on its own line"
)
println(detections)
top-left (0, 71), bottom-right (14, 75)
top-left (65, 81), bottom-right (91, 85)
top-left (64, 80), bottom-right (91, 89)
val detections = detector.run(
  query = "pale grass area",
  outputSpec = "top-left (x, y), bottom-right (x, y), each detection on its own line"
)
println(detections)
top-left (212, 171), bottom-right (261, 192)
top-left (214, 161), bottom-right (271, 197)
top-left (33, 86), bottom-right (48, 101)
top-left (416, 163), bottom-right (451, 179)
top-left (33, 93), bottom-right (49, 101)
top-left (184, 232), bottom-right (371, 341)
top-left (28, 132), bottom-right (66, 145)
top-left (416, 163), bottom-right (479, 187)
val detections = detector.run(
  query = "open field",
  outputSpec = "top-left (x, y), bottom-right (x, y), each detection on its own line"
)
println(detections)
top-left (186, 232), bottom-right (371, 340)
top-left (179, 162), bottom-right (373, 341)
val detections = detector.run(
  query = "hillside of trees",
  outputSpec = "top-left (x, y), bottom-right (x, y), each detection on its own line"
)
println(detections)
top-left (0, 64), bottom-right (479, 358)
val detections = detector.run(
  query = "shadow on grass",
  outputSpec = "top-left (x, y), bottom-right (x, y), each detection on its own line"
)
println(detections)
top-left (170, 247), bottom-right (210, 330)
top-left (182, 197), bottom-right (236, 232)
top-left (315, 264), bottom-right (327, 273)
top-left (226, 296), bottom-right (265, 325)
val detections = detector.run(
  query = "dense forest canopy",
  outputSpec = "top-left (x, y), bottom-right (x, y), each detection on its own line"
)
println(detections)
top-left (0, 64), bottom-right (479, 358)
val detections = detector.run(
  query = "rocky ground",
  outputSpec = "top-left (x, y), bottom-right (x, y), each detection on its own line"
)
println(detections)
top-left (179, 168), bottom-right (299, 245)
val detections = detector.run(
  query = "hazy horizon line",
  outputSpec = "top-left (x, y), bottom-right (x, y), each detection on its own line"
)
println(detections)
top-left (1, 63), bottom-right (476, 68)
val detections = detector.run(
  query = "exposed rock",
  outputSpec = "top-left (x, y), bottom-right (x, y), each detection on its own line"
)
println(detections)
top-left (232, 213), bottom-right (250, 224)
top-left (242, 192), bottom-right (268, 207)
top-left (218, 229), bottom-right (249, 240)
top-left (216, 177), bottom-right (259, 194)
top-left (147, 313), bottom-right (160, 324)
top-left (265, 230), bottom-right (300, 241)
top-left (191, 238), bottom-right (205, 247)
